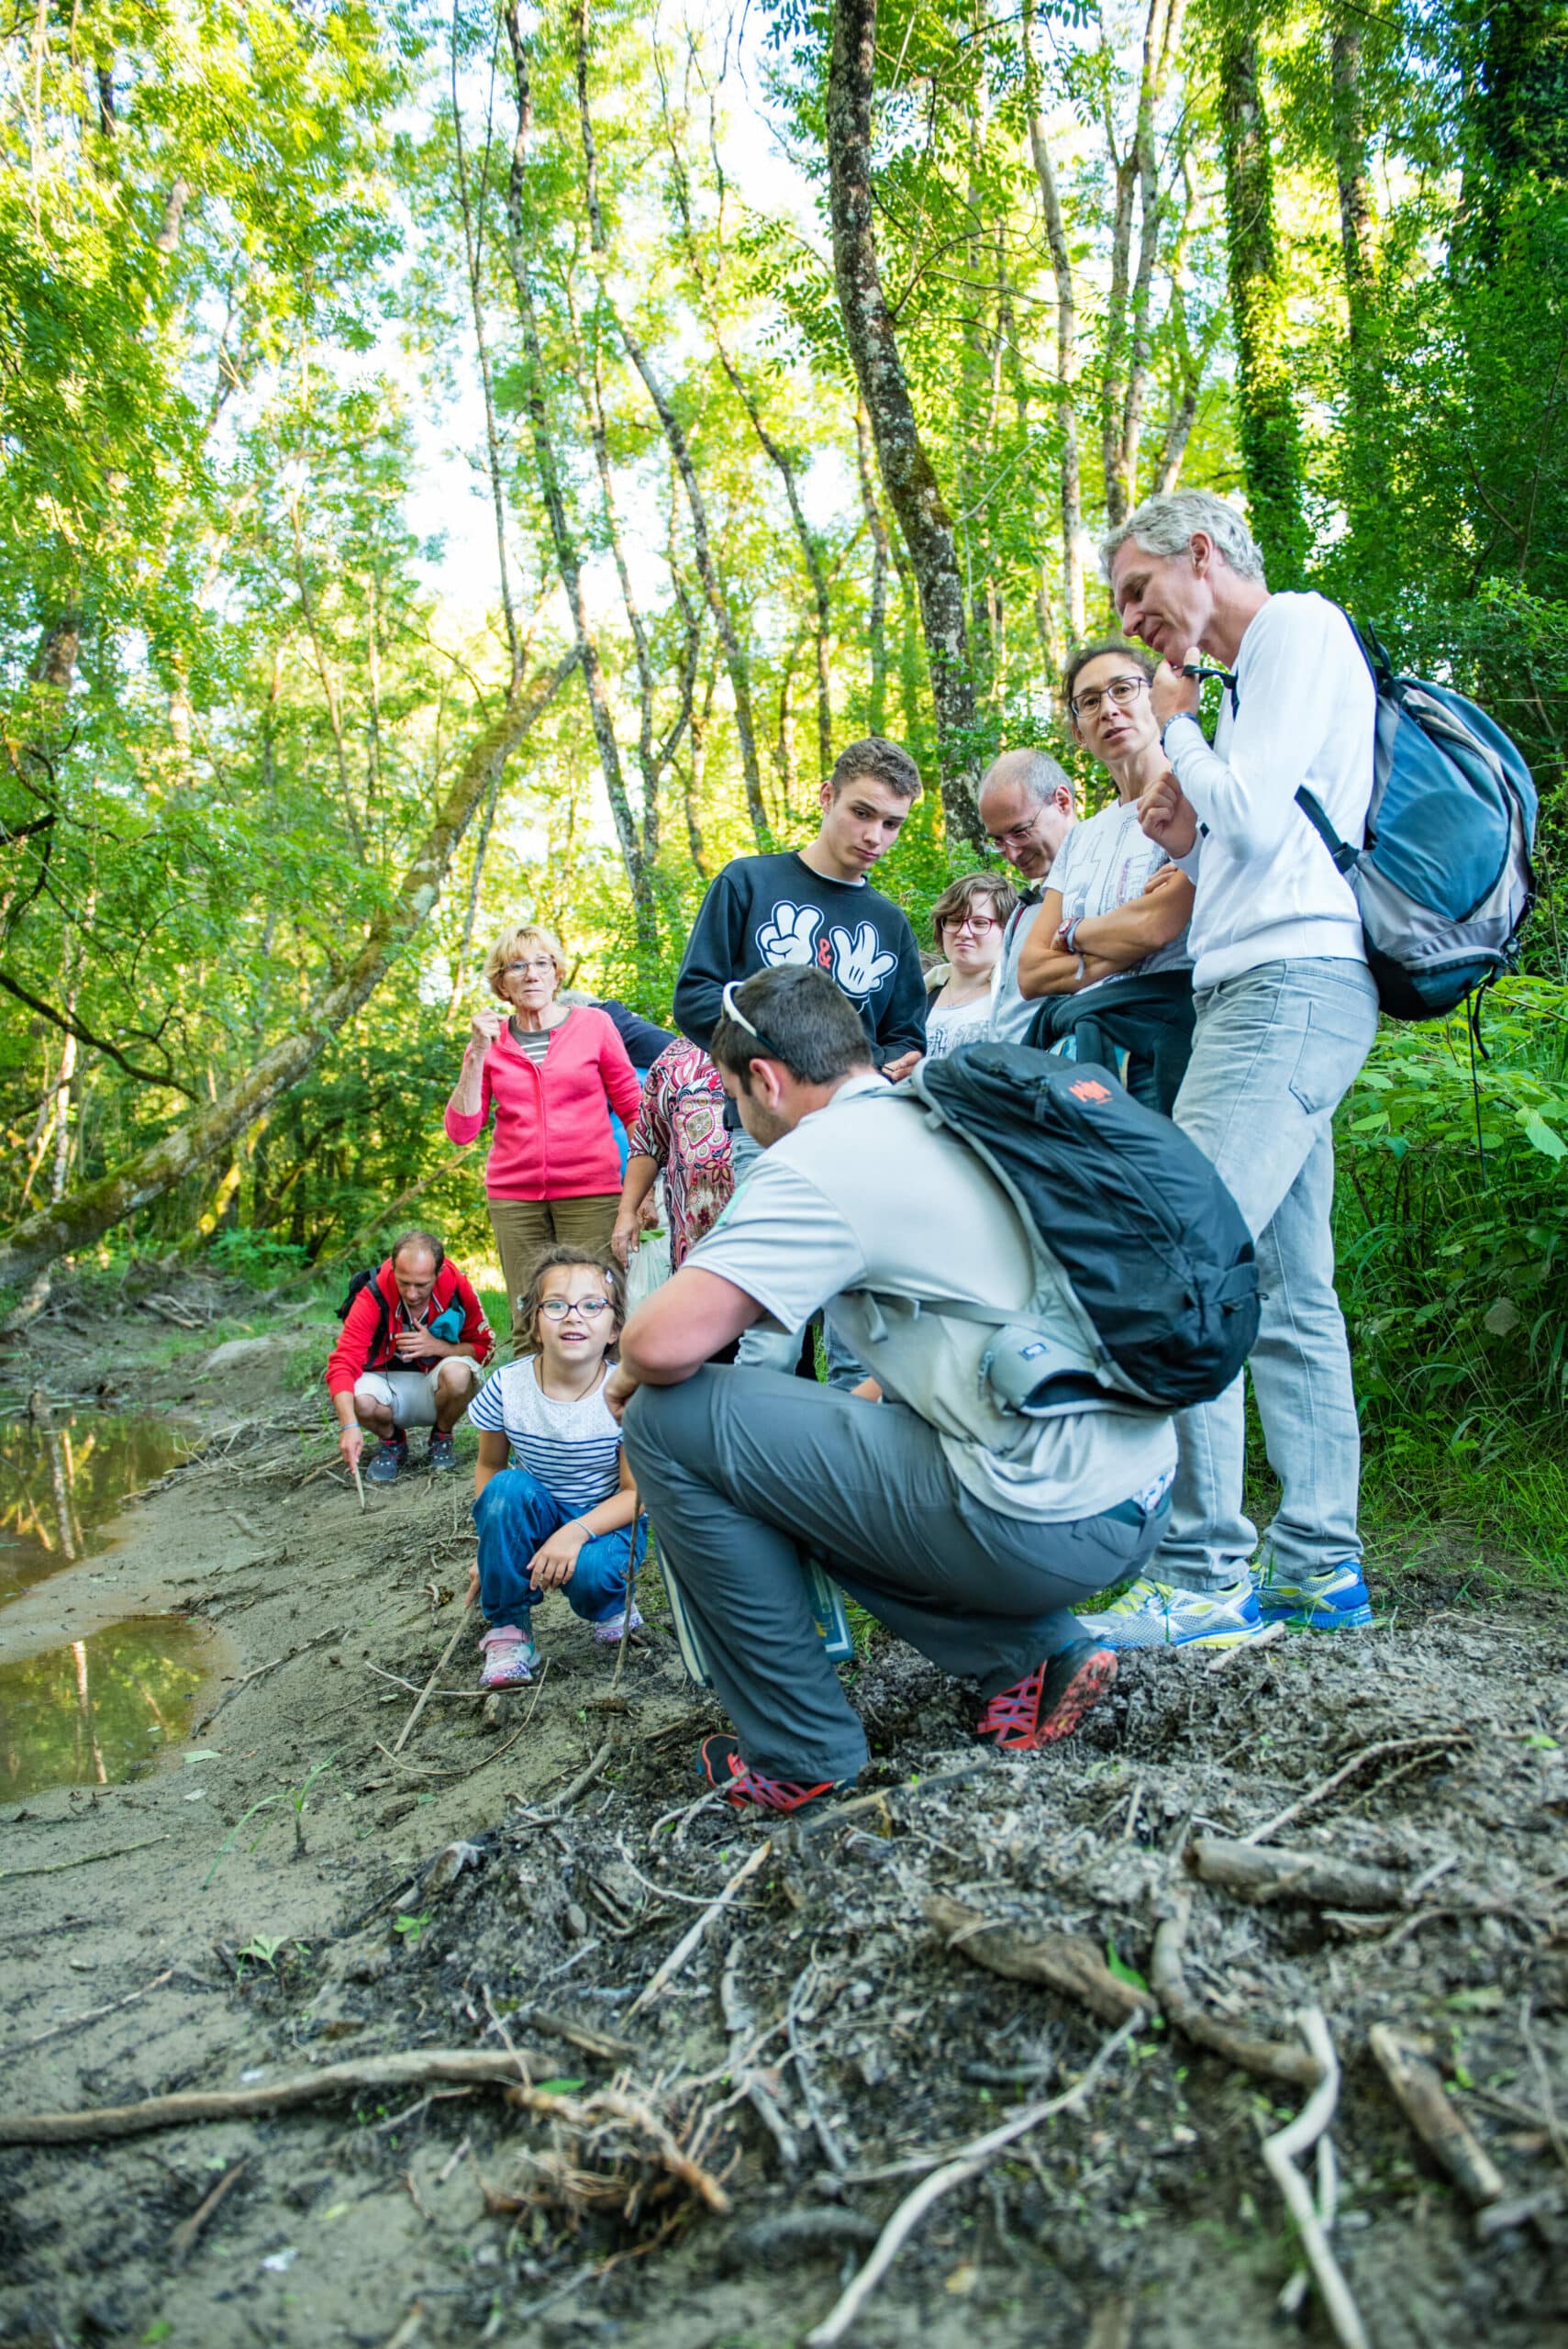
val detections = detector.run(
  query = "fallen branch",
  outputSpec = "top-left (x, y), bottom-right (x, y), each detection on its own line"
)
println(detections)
top-left (198, 1629), bottom-right (342, 1728)
top-left (1207, 1620), bottom-right (1287, 1672)
top-left (922, 1895), bottom-right (1144, 2026)
top-left (0, 1834), bottom-right (170, 1884)
top-left (1368, 2024), bottom-right (1504, 2207)
top-left (391, 1599), bottom-right (474, 1755)
top-left (1150, 1891), bottom-right (1322, 2089)
top-left (170, 2157), bottom-right (249, 2261)
top-left (1244, 1732), bottom-right (1465, 1847)
top-left (1260, 2010), bottom-right (1368, 2349)
top-left (0, 2047), bottom-right (550, 2145)
top-left (548, 1738), bottom-right (614, 1815)
top-left (803, 2009), bottom-right (1144, 2347)
top-left (626, 1839), bottom-right (774, 2021)
top-left (1189, 1836), bottom-right (1412, 1911)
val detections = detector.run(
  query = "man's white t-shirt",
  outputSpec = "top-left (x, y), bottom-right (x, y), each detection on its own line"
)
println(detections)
top-left (684, 1076), bottom-right (1174, 1523)
top-left (1049, 801), bottom-right (1190, 987)
top-left (1163, 591), bottom-right (1374, 990)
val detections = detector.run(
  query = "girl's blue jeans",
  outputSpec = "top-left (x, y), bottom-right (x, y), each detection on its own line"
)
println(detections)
top-left (473, 1467), bottom-right (646, 1631)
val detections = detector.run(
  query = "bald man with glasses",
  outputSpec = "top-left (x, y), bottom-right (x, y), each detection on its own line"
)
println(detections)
top-left (976, 748), bottom-right (1080, 1046)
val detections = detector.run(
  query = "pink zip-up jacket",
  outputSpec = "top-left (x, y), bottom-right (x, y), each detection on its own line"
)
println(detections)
top-left (445, 1006), bottom-right (643, 1200)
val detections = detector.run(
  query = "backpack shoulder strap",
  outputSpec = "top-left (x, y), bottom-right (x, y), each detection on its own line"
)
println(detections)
top-left (1294, 785), bottom-right (1361, 875)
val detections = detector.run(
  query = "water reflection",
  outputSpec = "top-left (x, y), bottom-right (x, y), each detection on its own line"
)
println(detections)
top-left (0, 1415), bottom-right (190, 1603)
top-left (0, 1615), bottom-right (210, 1797)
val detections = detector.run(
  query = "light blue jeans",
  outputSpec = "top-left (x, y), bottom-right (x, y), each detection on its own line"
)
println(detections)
top-left (1155, 957), bottom-right (1380, 1590)
top-left (473, 1468), bottom-right (646, 1631)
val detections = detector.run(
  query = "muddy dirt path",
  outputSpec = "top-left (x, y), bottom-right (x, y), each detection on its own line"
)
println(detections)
top-left (1, 1283), bottom-right (1565, 2349)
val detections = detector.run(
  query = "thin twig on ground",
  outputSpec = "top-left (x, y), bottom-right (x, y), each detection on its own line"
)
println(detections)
top-left (1243, 1732), bottom-right (1466, 1846)
top-left (169, 2158), bottom-right (249, 2261)
top-left (1367, 2024), bottom-right (1504, 2206)
top-left (0, 1834), bottom-right (170, 1883)
top-left (547, 1738), bottom-right (615, 1815)
top-left (0, 2048), bottom-right (550, 2145)
top-left (803, 2010), bottom-right (1145, 2348)
top-left (626, 1838), bottom-right (774, 2021)
top-left (392, 1599), bottom-right (474, 1754)
top-left (1207, 1620), bottom-right (1287, 1672)
top-left (9, 1968), bottom-right (175, 2054)
top-left (1259, 2010), bottom-right (1369, 2349)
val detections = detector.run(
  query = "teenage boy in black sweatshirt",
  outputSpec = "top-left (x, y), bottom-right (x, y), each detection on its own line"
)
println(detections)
top-left (673, 736), bottom-right (929, 1082)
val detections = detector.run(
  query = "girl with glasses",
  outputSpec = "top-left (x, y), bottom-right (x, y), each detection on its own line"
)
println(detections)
top-left (921, 873), bottom-right (1020, 1059)
top-left (466, 1245), bottom-right (646, 1686)
top-left (446, 924), bottom-right (643, 1354)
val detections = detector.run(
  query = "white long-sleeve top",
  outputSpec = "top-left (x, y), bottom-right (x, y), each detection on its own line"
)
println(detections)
top-left (1163, 592), bottom-right (1374, 990)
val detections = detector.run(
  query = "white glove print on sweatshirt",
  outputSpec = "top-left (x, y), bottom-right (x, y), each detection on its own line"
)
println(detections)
top-left (755, 901), bottom-right (823, 967)
top-left (829, 922), bottom-right (897, 998)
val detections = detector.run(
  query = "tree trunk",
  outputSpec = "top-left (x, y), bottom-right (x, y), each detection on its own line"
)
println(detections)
top-left (826, 0), bottom-right (984, 847)
top-left (1022, 0), bottom-right (1084, 643)
top-left (0, 654), bottom-right (577, 1295)
top-left (1218, 23), bottom-right (1308, 586)
top-left (574, 0), bottom-right (772, 848)
top-left (500, 4), bottom-right (657, 960)
top-left (854, 401), bottom-right (891, 734)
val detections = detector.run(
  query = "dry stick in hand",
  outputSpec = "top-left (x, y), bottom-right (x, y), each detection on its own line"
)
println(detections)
top-left (1367, 2024), bottom-right (1504, 2207)
top-left (1260, 2010), bottom-right (1369, 2349)
top-left (391, 1598), bottom-right (474, 1755)
top-left (352, 1455), bottom-right (367, 1514)
top-left (803, 2009), bottom-right (1146, 2349)
top-left (626, 1837), bottom-right (774, 2021)
top-left (1244, 1731), bottom-right (1466, 1847)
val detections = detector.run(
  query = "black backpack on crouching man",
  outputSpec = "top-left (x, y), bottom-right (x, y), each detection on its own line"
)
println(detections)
top-left (883, 1044), bottom-right (1259, 1415)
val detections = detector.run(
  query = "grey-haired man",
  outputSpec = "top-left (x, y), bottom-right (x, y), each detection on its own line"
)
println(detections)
top-left (1086, 487), bottom-right (1379, 1651)
top-left (977, 749), bottom-right (1078, 1044)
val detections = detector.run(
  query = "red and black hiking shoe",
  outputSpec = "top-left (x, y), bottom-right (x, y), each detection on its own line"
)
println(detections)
top-left (696, 1735), bottom-right (850, 1816)
top-left (975, 1639), bottom-right (1118, 1754)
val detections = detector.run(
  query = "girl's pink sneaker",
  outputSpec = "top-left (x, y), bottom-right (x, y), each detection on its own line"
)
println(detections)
top-left (479, 1625), bottom-right (538, 1687)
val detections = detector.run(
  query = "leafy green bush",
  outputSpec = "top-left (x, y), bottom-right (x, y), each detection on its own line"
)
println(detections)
top-left (1337, 979), bottom-right (1568, 1556)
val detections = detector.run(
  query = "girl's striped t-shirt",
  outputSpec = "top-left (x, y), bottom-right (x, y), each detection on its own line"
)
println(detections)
top-left (468, 1357), bottom-right (623, 1512)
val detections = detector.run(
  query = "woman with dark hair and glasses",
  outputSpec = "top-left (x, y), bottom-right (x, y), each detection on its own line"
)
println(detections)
top-left (1017, 641), bottom-right (1196, 1111)
top-left (922, 872), bottom-right (1020, 1058)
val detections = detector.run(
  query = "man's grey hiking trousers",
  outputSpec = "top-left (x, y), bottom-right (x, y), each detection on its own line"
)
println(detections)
top-left (621, 1366), bottom-right (1170, 1786)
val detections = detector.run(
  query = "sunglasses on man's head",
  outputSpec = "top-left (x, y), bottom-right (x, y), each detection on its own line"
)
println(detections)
top-left (721, 977), bottom-right (791, 1063)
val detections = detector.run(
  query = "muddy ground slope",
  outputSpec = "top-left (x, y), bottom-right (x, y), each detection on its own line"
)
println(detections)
top-left (1, 1277), bottom-right (1565, 2349)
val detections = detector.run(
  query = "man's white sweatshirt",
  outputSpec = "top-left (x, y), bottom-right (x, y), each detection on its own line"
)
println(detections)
top-left (1163, 591), bottom-right (1374, 990)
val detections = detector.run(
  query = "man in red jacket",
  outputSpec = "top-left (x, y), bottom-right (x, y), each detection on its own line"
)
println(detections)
top-left (326, 1231), bottom-right (495, 1485)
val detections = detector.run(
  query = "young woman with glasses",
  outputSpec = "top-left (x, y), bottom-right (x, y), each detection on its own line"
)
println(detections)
top-left (921, 873), bottom-right (1020, 1059)
top-left (1016, 641), bottom-right (1196, 1110)
top-left (445, 924), bottom-right (643, 1351)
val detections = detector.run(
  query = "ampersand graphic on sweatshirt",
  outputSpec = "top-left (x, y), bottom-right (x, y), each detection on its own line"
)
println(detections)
top-left (755, 901), bottom-right (823, 967)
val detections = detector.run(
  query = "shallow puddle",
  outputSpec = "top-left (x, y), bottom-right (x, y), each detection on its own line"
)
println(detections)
top-left (0, 1412), bottom-right (207, 1794)
top-left (0, 1614), bottom-right (212, 1798)
top-left (0, 1413), bottom-right (191, 1604)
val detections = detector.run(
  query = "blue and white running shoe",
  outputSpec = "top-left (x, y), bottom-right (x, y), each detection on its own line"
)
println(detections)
top-left (1253, 1559), bottom-right (1373, 1631)
top-left (1073, 1575), bottom-right (1266, 1651)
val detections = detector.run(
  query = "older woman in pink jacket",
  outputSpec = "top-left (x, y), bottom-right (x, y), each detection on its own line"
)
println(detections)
top-left (446, 924), bottom-right (641, 1348)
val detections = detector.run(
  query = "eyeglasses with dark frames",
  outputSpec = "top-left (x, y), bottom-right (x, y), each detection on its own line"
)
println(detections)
top-left (1068, 674), bottom-right (1149, 720)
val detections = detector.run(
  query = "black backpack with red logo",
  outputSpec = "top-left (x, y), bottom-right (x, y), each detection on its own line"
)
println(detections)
top-left (895, 1044), bottom-right (1259, 1414)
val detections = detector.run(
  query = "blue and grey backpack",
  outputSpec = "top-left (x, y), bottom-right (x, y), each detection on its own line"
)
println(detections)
top-left (1214, 612), bottom-right (1538, 1020)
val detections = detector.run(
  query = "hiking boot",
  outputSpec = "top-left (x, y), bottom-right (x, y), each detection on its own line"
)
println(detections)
top-left (365, 1433), bottom-right (407, 1486)
top-left (590, 1600), bottom-right (644, 1644)
top-left (480, 1625), bottom-right (539, 1687)
top-left (1253, 1558), bottom-right (1373, 1631)
top-left (976, 1639), bottom-right (1118, 1753)
top-left (695, 1734), bottom-right (850, 1816)
top-left (427, 1430), bottom-right (457, 1474)
top-left (1073, 1575), bottom-right (1265, 1650)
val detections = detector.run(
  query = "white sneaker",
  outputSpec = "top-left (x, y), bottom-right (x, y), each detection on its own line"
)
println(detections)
top-left (1074, 1575), bottom-right (1266, 1651)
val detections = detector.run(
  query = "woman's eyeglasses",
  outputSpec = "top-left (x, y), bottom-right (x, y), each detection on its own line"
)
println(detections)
top-left (504, 958), bottom-right (557, 977)
top-left (1069, 675), bottom-right (1148, 720)
top-left (538, 1296), bottom-right (612, 1321)
top-left (943, 914), bottom-right (999, 936)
